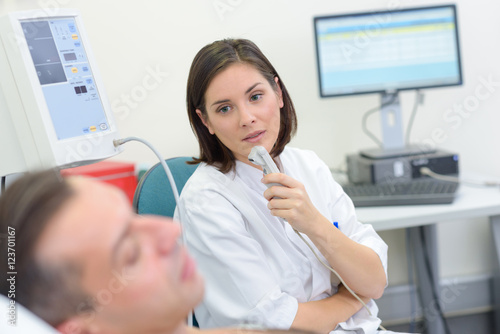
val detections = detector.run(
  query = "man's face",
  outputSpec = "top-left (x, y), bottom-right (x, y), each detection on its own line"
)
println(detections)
top-left (35, 177), bottom-right (204, 334)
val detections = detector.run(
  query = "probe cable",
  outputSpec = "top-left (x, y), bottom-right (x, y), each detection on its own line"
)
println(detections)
top-left (290, 224), bottom-right (388, 331)
top-left (115, 137), bottom-right (388, 330)
top-left (113, 136), bottom-right (193, 326)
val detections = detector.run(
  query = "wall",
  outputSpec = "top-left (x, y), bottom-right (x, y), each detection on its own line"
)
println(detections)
top-left (1, 0), bottom-right (499, 290)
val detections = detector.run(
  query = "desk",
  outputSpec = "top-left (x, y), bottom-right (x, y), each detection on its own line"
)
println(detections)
top-left (354, 184), bottom-right (500, 333)
top-left (356, 185), bottom-right (500, 231)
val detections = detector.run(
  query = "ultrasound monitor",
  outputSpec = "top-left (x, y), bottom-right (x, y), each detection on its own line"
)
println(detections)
top-left (314, 5), bottom-right (462, 159)
top-left (0, 9), bottom-right (122, 176)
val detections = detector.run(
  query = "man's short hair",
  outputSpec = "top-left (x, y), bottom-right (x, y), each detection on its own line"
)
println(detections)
top-left (0, 170), bottom-right (91, 327)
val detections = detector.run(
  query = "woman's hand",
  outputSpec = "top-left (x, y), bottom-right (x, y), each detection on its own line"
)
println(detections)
top-left (263, 174), bottom-right (387, 299)
top-left (262, 173), bottom-right (323, 234)
top-left (292, 284), bottom-right (371, 333)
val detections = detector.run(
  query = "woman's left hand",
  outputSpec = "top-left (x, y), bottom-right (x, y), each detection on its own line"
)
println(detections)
top-left (262, 173), bottom-right (323, 234)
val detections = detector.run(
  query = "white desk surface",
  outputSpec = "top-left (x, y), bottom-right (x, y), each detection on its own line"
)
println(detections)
top-left (355, 184), bottom-right (500, 231)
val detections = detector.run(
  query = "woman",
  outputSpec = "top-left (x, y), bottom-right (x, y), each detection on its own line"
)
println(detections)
top-left (176, 39), bottom-right (389, 333)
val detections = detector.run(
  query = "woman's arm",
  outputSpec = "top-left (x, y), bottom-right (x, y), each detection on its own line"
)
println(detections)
top-left (263, 173), bottom-right (386, 299)
top-left (193, 286), bottom-right (368, 334)
top-left (292, 285), bottom-right (369, 333)
top-left (304, 215), bottom-right (386, 299)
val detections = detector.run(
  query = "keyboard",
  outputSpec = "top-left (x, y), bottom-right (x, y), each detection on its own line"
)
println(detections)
top-left (342, 179), bottom-right (459, 207)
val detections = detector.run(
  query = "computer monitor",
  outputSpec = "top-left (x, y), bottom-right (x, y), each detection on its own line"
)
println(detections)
top-left (0, 9), bottom-right (122, 176)
top-left (314, 4), bottom-right (463, 159)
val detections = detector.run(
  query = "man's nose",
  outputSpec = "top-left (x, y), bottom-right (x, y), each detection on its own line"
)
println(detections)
top-left (155, 219), bottom-right (182, 255)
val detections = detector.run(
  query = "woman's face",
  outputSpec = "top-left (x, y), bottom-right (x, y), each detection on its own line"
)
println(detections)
top-left (196, 63), bottom-right (283, 166)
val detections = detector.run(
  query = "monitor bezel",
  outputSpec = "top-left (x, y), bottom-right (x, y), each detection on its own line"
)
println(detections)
top-left (313, 4), bottom-right (463, 98)
top-left (6, 9), bottom-right (122, 168)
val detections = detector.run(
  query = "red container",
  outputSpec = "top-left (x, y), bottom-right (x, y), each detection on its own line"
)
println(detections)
top-left (61, 161), bottom-right (137, 204)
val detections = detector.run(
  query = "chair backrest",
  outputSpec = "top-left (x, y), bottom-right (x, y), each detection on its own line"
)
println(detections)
top-left (133, 157), bottom-right (198, 217)
top-left (133, 157), bottom-right (200, 328)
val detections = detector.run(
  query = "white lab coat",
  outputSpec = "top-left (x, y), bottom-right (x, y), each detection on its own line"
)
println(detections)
top-left (175, 147), bottom-right (389, 333)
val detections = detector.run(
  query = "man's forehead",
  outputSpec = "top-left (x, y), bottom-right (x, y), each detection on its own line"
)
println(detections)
top-left (67, 175), bottom-right (113, 194)
top-left (35, 176), bottom-right (130, 263)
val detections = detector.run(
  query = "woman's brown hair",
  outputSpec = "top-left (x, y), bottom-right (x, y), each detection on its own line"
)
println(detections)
top-left (186, 39), bottom-right (297, 173)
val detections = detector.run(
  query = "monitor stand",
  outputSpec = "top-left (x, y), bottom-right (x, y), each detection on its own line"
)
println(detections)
top-left (359, 92), bottom-right (435, 160)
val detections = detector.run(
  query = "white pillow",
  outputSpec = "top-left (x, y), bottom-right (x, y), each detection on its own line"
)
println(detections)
top-left (0, 294), bottom-right (57, 333)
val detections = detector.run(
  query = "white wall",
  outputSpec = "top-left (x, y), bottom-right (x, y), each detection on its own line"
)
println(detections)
top-left (2, 0), bottom-right (499, 285)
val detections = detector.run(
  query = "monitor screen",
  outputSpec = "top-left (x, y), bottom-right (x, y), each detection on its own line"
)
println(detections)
top-left (314, 5), bottom-right (463, 97)
top-left (0, 9), bottom-right (122, 176)
top-left (21, 17), bottom-right (110, 141)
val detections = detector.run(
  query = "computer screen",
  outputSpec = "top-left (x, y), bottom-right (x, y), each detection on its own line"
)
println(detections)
top-left (314, 4), bottom-right (462, 97)
top-left (0, 9), bottom-right (122, 176)
top-left (21, 17), bottom-right (110, 140)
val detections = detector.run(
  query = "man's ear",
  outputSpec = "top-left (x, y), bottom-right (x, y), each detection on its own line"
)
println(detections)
top-left (56, 316), bottom-right (96, 334)
top-left (196, 109), bottom-right (214, 135)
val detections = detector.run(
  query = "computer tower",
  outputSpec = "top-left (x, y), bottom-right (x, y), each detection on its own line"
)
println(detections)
top-left (347, 150), bottom-right (459, 185)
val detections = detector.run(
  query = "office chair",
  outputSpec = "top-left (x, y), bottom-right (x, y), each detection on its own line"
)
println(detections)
top-left (133, 157), bottom-right (198, 217)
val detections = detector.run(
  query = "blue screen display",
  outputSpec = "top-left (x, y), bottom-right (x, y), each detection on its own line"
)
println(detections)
top-left (22, 18), bottom-right (109, 140)
top-left (314, 5), bottom-right (462, 97)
